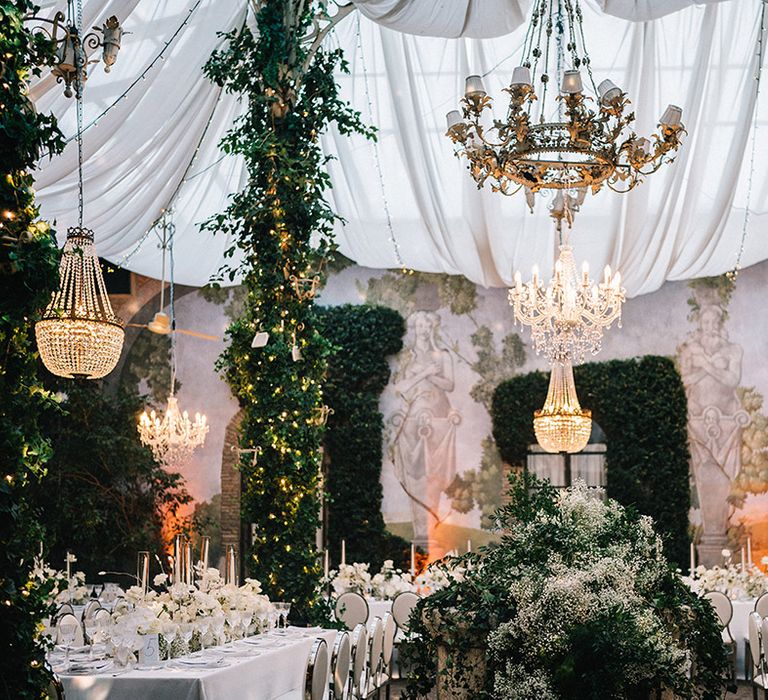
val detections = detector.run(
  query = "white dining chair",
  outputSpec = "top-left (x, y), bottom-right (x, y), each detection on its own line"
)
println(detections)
top-left (45, 670), bottom-right (65, 700)
top-left (379, 613), bottom-right (396, 699)
top-left (330, 631), bottom-right (351, 700)
top-left (81, 599), bottom-right (101, 621)
top-left (757, 593), bottom-right (768, 618)
top-left (748, 613), bottom-right (766, 698)
top-left (364, 616), bottom-right (384, 699)
top-left (56, 612), bottom-right (84, 647)
top-left (335, 592), bottom-right (369, 631)
top-left (704, 590), bottom-right (736, 685)
top-left (304, 637), bottom-right (329, 700)
top-left (391, 591), bottom-right (419, 635)
top-left (349, 624), bottom-right (368, 700)
top-left (54, 603), bottom-right (75, 621)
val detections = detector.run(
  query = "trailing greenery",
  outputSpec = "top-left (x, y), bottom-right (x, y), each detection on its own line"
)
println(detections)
top-left (203, 2), bottom-right (373, 622)
top-left (492, 356), bottom-right (691, 567)
top-left (29, 380), bottom-right (192, 580)
top-left (402, 474), bottom-right (728, 700)
top-left (317, 304), bottom-right (410, 569)
top-left (0, 2), bottom-right (64, 696)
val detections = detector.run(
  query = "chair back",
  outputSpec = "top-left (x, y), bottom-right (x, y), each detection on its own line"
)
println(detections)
top-left (113, 598), bottom-right (132, 616)
top-left (350, 623), bottom-right (368, 698)
top-left (81, 599), bottom-right (101, 621)
top-left (55, 603), bottom-right (75, 621)
top-left (334, 591), bottom-right (369, 631)
top-left (92, 607), bottom-right (111, 625)
top-left (762, 618), bottom-right (768, 672)
top-left (756, 592), bottom-right (768, 618)
top-left (45, 671), bottom-right (65, 700)
top-left (749, 612), bottom-right (763, 671)
top-left (391, 591), bottom-right (420, 632)
top-left (330, 631), bottom-right (351, 700)
top-left (367, 616), bottom-right (384, 689)
top-left (304, 637), bottom-right (329, 700)
top-left (381, 612), bottom-right (396, 674)
top-left (703, 590), bottom-right (733, 629)
top-left (56, 612), bottom-right (84, 647)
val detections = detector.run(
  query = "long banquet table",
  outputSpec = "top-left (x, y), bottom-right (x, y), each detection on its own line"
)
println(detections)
top-left (60, 628), bottom-right (337, 700)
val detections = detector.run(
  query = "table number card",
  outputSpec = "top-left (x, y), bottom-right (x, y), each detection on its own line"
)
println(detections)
top-left (139, 634), bottom-right (160, 665)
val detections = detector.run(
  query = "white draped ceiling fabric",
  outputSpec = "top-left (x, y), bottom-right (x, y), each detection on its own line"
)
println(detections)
top-left (32, 0), bottom-right (767, 297)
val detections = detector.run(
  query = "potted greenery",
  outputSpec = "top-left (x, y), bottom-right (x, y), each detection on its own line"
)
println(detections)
top-left (401, 475), bottom-right (728, 700)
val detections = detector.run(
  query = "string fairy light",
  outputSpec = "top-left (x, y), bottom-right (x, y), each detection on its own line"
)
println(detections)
top-left (727, 0), bottom-right (767, 282)
top-left (355, 12), bottom-right (409, 273)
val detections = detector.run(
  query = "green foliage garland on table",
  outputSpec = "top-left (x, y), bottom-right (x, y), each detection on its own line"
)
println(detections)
top-left (0, 1), bottom-right (64, 696)
top-left (492, 356), bottom-right (691, 567)
top-left (401, 475), bottom-right (728, 700)
top-left (317, 304), bottom-right (409, 569)
top-left (203, 2), bottom-right (373, 621)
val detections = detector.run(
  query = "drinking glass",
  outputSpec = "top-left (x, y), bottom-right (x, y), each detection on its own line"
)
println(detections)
top-left (59, 621), bottom-right (78, 671)
top-left (239, 611), bottom-right (253, 639)
top-left (179, 622), bottom-right (195, 653)
top-left (282, 602), bottom-right (292, 630)
top-left (211, 612), bottom-right (226, 646)
top-left (225, 611), bottom-right (241, 641)
top-left (161, 622), bottom-right (178, 660)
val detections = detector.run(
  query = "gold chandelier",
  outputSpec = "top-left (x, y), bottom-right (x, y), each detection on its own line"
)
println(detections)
top-left (534, 358), bottom-right (591, 454)
top-left (445, 0), bottom-right (684, 199)
top-left (36, 227), bottom-right (125, 379)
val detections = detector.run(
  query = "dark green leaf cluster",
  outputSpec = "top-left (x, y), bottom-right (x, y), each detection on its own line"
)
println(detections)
top-left (201, 1), bottom-right (373, 622)
top-left (317, 304), bottom-right (410, 569)
top-left (402, 474), bottom-right (728, 700)
top-left (492, 356), bottom-right (691, 566)
top-left (0, 2), bottom-right (64, 697)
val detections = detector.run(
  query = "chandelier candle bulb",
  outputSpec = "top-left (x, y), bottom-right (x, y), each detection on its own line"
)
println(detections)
top-left (532, 264), bottom-right (540, 286)
top-left (510, 65), bottom-right (532, 87)
top-left (561, 69), bottom-right (583, 94)
top-left (200, 536), bottom-right (210, 570)
top-left (581, 261), bottom-right (589, 284)
top-left (464, 74), bottom-right (486, 98)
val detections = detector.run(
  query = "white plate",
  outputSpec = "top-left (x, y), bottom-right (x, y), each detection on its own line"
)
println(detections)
top-left (61, 660), bottom-right (113, 675)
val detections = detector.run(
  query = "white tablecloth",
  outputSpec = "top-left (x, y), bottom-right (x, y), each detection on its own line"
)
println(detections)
top-left (60, 628), bottom-right (337, 700)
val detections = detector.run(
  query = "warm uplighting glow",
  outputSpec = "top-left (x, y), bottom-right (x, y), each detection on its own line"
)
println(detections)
top-left (534, 360), bottom-right (592, 454)
top-left (138, 395), bottom-right (208, 469)
top-left (35, 227), bottom-right (124, 379)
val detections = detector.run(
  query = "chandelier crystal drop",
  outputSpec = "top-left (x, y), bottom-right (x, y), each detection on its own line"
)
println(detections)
top-left (508, 196), bottom-right (625, 364)
top-left (534, 359), bottom-right (592, 454)
top-left (138, 396), bottom-right (209, 469)
top-left (35, 227), bottom-right (125, 379)
top-left (445, 0), bottom-right (685, 200)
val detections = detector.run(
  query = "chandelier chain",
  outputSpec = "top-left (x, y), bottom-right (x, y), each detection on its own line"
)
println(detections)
top-left (730, 0), bottom-right (766, 282)
top-left (74, 0), bottom-right (84, 228)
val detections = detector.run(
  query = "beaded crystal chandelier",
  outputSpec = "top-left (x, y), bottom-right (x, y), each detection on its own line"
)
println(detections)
top-left (508, 195), bottom-right (625, 364)
top-left (36, 228), bottom-right (125, 379)
top-left (35, 41), bottom-right (124, 379)
top-left (138, 395), bottom-right (208, 469)
top-left (534, 358), bottom-right (592, 453)
top-left (445, 0), bottom-right (684, 199)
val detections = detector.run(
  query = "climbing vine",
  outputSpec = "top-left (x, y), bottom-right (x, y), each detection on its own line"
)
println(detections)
top-left (203, 2), bottom-right (372, 620)
top-left (0, 1), bottom-right (64, 696)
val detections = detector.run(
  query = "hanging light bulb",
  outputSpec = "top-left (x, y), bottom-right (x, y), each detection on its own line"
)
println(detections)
top-left (35, 22), bottom-right (124, 379)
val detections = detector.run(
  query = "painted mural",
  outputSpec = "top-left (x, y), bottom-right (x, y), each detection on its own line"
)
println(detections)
top-left (115, 258), bottom-right (768, 565)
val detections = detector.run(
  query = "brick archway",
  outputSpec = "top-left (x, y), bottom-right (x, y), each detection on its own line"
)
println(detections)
top-left (220, 409), bottom-right (243, 555)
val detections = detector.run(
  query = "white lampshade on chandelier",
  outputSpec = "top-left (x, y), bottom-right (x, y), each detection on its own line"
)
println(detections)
top-left (534, 358), bottom-right (592, 454)
top-left (35, 15), bottom-right (124, 380)
top-left (445, 0), bottom-right (684, 200)
top-left (136, 213), bottom-right (208, 469)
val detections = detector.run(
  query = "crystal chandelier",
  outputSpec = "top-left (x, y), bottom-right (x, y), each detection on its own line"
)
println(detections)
top-left (36, 228), bottom-right (125, 379)
top-left (35, 35), bottom-right (124, 379)
top-left (138, 395), bottom-right (209, 469)
top-left (136, 213), bottom-right (208, 469)
top-left (534, 358), bottom-right (592, 454)
top-left (508, 194), bottom-right (625, 364)
top-left (445, 0), bottom-right (684, 200)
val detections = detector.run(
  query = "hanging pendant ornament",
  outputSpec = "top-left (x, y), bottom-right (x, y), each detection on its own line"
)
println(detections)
top-left (445, 0), bottom-right (685, 201)
top-left (36, 1), bottom-right (124, 379)
top-left (136, 212), bottom-right (208, 468)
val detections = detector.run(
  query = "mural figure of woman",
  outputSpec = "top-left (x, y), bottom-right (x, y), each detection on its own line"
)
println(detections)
top-left (678, 303), bottom-right (749, 565)
top-left (389, 311), bottom-right (461, 554)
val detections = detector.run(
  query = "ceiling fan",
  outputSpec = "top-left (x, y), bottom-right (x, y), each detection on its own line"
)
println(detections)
top-left (125, 212), bottom-right (220, 343)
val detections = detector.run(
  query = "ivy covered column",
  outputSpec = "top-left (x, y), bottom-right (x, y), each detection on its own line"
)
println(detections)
top-left (0, 1), bottom-right (63, 696)
top-left (204, 1), bottom-right (371, 619)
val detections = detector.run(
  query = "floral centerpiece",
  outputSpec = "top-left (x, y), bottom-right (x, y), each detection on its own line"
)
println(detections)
top-left (371, 560), bottom-right (415, 600)
top-left (33, 560), bottom-right (90, 605)
top-left (328, 562), bottom-right (373, 596)
top-left (402, 476), bottom-right (728, 700)
top-left (684, 559), bottom-right (768, 600)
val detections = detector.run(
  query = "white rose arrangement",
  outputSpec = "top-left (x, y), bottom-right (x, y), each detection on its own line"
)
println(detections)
top-left (683, 562), bottom-right (768, 601)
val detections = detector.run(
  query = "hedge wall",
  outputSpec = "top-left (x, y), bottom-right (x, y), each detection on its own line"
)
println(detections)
top-left (317, 304), bottom-right (409, 569)
top-left (492, 356), bottom-right (691, 566)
